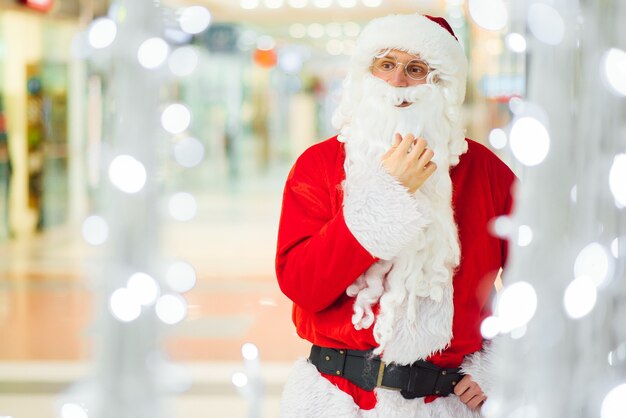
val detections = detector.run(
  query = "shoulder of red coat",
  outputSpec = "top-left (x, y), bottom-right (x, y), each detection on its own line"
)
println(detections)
top-left (296, 135), bottom-right (342, 164)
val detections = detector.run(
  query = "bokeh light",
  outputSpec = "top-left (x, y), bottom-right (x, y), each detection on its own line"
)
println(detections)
top-left (137, 37), bottom-right (169, 70)
top-left (288, 0), bottom-right (308, 7)
top-left (232, 372), bottom-right (248, 387)
top-left (108, 155), bottom-right (147, 194)
top-left (168, 46), bottom-right (199, 77)
top-left (307, 23), bottom-right (324, 39)
top-left (155, 294), bottom-right (188, 324)
top-left (563, 276), bottom-right (597, 319)
top-left (264, 0), bottom-right (284, 8)
top-left (257, 35), bottom-right (276, 51)
top-left (161, 103), bottom-right (191, 134)
top-left (82, 215), bottom-right (109, 246)
top-left (61, 403), bottom-right (89, 418)
top-left (505, 32), bottom-right (527, 53)
top-left (611, 237), bottom-right (619, 258)
top-left (574, 242), bottom-right (611, 286)
top-left (602, 48), bottom-right (626, 96)
top-left (510, 117), bottom-right (550, 166)
top-left (601, 383), bottom-right (626, 418)
top-left (127, 272), bottom-right (160, 306)
top-left (88, 17), bottom-right (117, 49)
top-left (488, 128), bottom-right (507, 149)
top-left (313, 0), bottom-right (331, 8)
top-left (362, 0), bottom-right (382, 7)
top-left (326, 40), bottom-right (343, 56)
top-left (179, 6), bottom-right (212, 34)
top-left (497, 281), bottom-right (538, 331)
top-left (174, 137), bottom-right (205, 167)
top-left (289, 23), bottom-right (307, 38)
top-left (491, 215), bottom-right (513, 237)
top-left (166, 261), bottom-right (197, 293)
top-left (168, 192), bottom-right (198, 222)
top-left (480, 316), bottom-right (501, 339)
top-left (609, 154), bottom-right (626, 205)
top-left (468, 0), bottom-right (508, 31)
top-left (240, 0), bottom-right (260, 9)
top-left (343, 22), bottom-right (361, 37)
top-left (338, 0), bottom-right (357, 7)
top-left (518, 225), bottom-right (533, 247)
top-left (242, 343), bottom-right (260, 360)
top-left (510, 325), bottom-right (527, 340)
top-left (527, 3), bottom-right (565, 45)
top-left (109, 288), bottom-right (142, 322)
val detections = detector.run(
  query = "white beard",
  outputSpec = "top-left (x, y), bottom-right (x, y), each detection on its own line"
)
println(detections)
top-left (342, 74), bottom-right (466, 364)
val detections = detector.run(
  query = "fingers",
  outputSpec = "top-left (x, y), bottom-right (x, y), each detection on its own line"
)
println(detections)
top-left (466, 394), bottom-right (487, 410)
top-left (381, 133), bottom-right (403, 159)
top-left (454, 375), bottom-right (486, 411)
top-left (396, 133), bottom-right (415, 154)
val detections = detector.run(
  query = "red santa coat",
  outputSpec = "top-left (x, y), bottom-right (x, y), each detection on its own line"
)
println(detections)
top-left (276, 136), bottom-right (515, 410)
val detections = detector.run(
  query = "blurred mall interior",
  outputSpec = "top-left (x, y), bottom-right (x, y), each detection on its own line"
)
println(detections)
top-left (0, 0), bottom-right (525, 417)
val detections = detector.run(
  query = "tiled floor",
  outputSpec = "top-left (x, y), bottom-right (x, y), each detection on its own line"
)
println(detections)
top-left (0, 173), bottom-right (308, 417)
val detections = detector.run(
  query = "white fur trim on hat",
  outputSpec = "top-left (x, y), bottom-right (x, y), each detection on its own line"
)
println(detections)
top-left (352, 14), bottom-right (468, 105)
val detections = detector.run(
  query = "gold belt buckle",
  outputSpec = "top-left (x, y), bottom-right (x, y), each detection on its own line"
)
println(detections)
top-left (376, 360), bottom-right (402, 391)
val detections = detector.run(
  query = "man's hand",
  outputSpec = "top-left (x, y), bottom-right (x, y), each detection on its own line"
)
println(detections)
top-left (453, 374), bottom-right (487, 411)
top-left (380, 133), bottom-right (436, 194)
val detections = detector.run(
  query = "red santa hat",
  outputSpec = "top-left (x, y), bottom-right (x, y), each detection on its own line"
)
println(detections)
top-left (351, 13), bottom-right (468, 105)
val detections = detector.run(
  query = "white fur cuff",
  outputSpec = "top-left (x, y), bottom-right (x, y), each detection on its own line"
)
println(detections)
top-left (460, 339), bottom-right (498, 398)
top-left (343, 165), bottom-right (429, 260)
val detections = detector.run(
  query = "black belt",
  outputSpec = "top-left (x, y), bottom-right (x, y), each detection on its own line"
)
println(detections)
top-left (308, 345), bottom-right (463, 399)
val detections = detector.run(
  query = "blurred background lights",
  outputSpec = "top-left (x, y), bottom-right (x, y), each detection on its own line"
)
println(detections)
top-left (574, 242), bottom-right (610, 286)
top-left (518, 225), bottom-right (533, 247)
top-left (496, 281), bottom-right (538, 331)
top-left (174, 137), bottom-right (205, 167)
top-left (343, 22), bottom-right (361, 37)
top-left (468, 0), bottom-right (508, 31)
top-left (602, 48), bottom-right (626, 96)
top-left (232, 372), bottom-right (248, 387)
top-left (108, 155), bottom-right (147, 194)
top-left (611, 237), bottom-right (619, 258)
top-left (279, 50), bottom-right (304, 73)
top-left (325, 22), bottom-right (343, 37)
top-left (127, 272), bottom-right (160, 306)
top-left (264, 0), bottom-right (284, 9)
top-left (563, 276), bottom-right (597, 319)
top-left (166, 261), bottom-right (197, 293)
top-left (313, 0), bottom-right (332, 8)
top-left (179, 6), bottom-right (211, 34)
top-left (527, 3), bottom-right (565, 45)
top-left (570, 185), bottom-right (578, 203)
top-left (480, 316), bottom-right (501, 339)
top-left (240, 0), bottom-right (259, 9)
top-left (288, 0), bottom-right (308, 7)
top-left (488, 128), bottom-right (507, 149)
top-left (137, 37), bottom-right (169, 69)
top-left (492, 215), bottom-right (513, 237)
top-left (510, 117), bottom-right (550, 166)
top-left (307, 23), bottom-right (324, 39)
top-left (256, 35), bottom-right (276, 51)
top-left (505, 32), bottom-right (527, 53)
top-left (82, 215), bottom-right (109, 246)
top-left (289, 23), bottom-right (306, 38)
top-left (168, 192), bottom-right (198, 222)
top-left (168, 46), bottom-right (199, 77)
top-left (510, 325), bottom-right (527, 340)
top-left (241, 343), bottom-right (260, 360)
top-left (61, 403), bottom-right (88, 418)
top-left (155, 294), bottom-right (188, 324)
top-left (362, 0), bottom-right (382, 7)
top-left (338, 0), bottom-right (357, 7)
top-left (161, 103), bottom-right (191, 134)
top-left (508, 97), bottom-right (525, 114)
top-left (609, 154), bottom-right (626, 205)
top-left (109, 288), bottom-right (142, 322)
top-left (601, 383), bottom-right (626, 418)
top-left (88, 17), bottom-right (117, 49)
top-left (326, 39), bottom-right (343, 56)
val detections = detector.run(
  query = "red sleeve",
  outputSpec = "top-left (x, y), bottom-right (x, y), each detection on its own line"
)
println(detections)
top-left (275, 146), bottom-right (378, 313)
top-left (490, 154), bottom-right (517, 269)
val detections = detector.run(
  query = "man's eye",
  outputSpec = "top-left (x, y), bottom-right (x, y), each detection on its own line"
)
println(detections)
top-left (380, 61), bottom-right (395, 70)
top-left (407, 64), bottom-right (427, 74)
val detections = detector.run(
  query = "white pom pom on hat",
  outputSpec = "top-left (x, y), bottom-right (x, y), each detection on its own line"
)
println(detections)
top-left (351, 13), bottom-right (468, 105)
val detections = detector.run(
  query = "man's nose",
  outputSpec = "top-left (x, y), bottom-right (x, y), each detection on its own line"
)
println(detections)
top-left (387, 64), bottom-right (409, 87)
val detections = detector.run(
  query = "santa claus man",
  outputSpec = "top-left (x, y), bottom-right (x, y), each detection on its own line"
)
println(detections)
top-left (275, 13), bottom-right (515, 418)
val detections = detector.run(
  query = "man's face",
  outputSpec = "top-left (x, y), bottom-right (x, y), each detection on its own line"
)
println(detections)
top-left (370, 49), bottom-right (430, 90)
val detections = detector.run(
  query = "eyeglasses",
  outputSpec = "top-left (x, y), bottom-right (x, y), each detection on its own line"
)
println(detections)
top-left (371, 56), bottom-right (431, 81)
